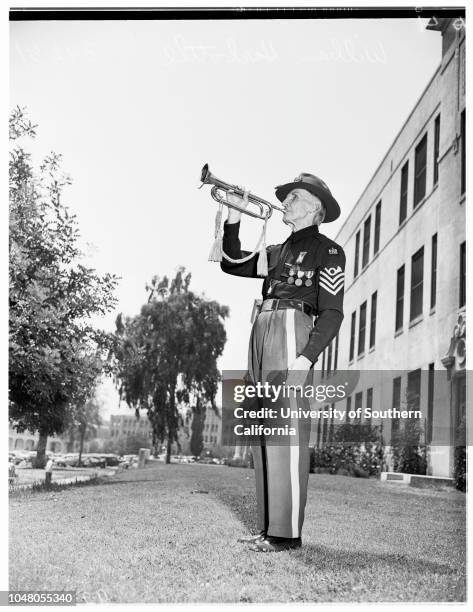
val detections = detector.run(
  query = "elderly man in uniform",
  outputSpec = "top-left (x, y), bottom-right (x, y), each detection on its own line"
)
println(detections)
top-left (221, 172), bottom-right (345, 552)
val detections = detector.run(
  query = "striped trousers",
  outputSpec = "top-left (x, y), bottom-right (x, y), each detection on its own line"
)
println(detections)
top-left (247, 304), bottom-right (313, 539)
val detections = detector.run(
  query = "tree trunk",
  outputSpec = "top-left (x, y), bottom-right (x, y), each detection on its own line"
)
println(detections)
top-left (67, 426), bottom-right (75, 453)
top-left (34, 429), bottom-right (48, 469)
top-left (78, 425), bottom-right (86, 466)
top-left (165, 439), bottom-right (171, 464)
top-left (190, 398), bottom-right (205, 457)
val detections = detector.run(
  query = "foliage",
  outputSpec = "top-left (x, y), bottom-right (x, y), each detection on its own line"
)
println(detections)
top-left (312, 424), bottom-right (384, 476)
top-left (391, 419), bottom-right (427, 475)
top-left (9, 107), bottom-right (119, 466)
top-left (454, 415), bottom-right (466, 492)
top-left (113, 269), bottom-right (228, 463)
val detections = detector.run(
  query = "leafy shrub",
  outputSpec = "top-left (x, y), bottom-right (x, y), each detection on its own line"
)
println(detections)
top-left (454, 415), bottom-right (466, 492)
top-left (311, 424), bottom-right (384, 477)
top-left (391, 419), bottom-right (427, 475)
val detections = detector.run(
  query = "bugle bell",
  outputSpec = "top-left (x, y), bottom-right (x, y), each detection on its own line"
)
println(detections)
top-left (199, 163), bottom-right (284, 220)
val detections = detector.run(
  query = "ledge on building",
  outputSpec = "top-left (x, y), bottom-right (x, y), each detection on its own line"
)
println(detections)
top-left (368, 346), bottom-right (375, 354)
top-left (380, 472), bottom-right (455, 489)
top-left (430, 306), bottom-right (436, 316)
top-left (394, 327), bottom-right (403, 338)
top-left (357, 352), bottom-right (365, 361)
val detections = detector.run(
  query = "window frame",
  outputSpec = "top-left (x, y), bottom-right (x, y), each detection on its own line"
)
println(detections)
top-left (399, 161), bottom-right (409, 224)
top-left (410, 246), bottom-right (424, 321)
top-left (430, 233), bottom-right (437, 310)
top-left (395, 265), bottom-right (405, 331)
top-left (358, 301), bottom-right (367, 357)
top-left (433, 114), bottom-right (440, 186)
top-left (369, 291), bottom-right (377, 348)
top-left (374, 201), bottom-right (381, 255)
top-left (362, 215), bottom-right (371, 269)
top-left (354, 230), bottom-right (361, 278)
top-left (414, 133), bottom-right (428, 207)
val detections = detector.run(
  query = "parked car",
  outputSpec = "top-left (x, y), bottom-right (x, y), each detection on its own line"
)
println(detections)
top-left (198, 457), bottom-right (214, 465)
top-left (51, 454), bottom-right (68, 467)
top-left (63, 454), bottom-right (79, 467)
top-left (100, 454), bottom-right (119, 467)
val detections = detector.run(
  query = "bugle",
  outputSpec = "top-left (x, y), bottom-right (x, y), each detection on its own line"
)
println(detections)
top-left (199, 163), bottom-right (284, 220)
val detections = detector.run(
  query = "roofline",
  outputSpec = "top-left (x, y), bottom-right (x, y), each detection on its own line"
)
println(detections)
top-left (335, 60), bottom-right (442, 243)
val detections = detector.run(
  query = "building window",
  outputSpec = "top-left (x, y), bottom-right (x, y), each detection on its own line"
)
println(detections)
top-left (362, 215), bottom-right (371, 268)
top-left (410, 246), bottom-right (424, 321)
top-left (321, 348), bottom-right (326, 376)
top-left (367, 387), bottom-right (373, 409)
top-left (369, 291), bottom-right (377, 349)
top-left (427, 363), bottom-right (434, 444)
top-left (407, 369), bottom-right (421, 412)
top-left (349, 311), bottom-right (356, 361)
top-left (430, 233), bottom-right (437, 310)
top-left (414, 133), bottom-right (427, 207)
top-left (433, 114), bottom-right (440, 185)
top-left (333, 334), bottom-right (339, 372)
top-left (374, 201), bottom-right (381, 255)
top-left (329, 403), bottom-right (335, 442)
top-left (399, 161), bottom-right (409, 224)
top-left (461, 109), bottom-right (465, 195)
top-left (346, 395), bottom-right (351, 422)
top-left (391, 376), bottom-right (402, 441)
top-left (355, 391), bottom-right (363, 420)
top-left (395, 265), bottom-right (405, 331)
top-left (459, 241), bottom-right (466, 308)
top-left (354, 230), bottom-right (360, 278)
top-left (358, 301), bottom-right (367, 357)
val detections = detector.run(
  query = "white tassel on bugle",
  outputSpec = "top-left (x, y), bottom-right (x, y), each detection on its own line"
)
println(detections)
top-left (208, 189), bottom-right (269, 277)
top-left (256, 219), bottom-right (268, 277)
top-left (208, 202), bottom-right (224, 262)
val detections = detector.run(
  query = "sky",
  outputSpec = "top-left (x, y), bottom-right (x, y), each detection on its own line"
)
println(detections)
top-left (9, 16), bottom-right (442, 418)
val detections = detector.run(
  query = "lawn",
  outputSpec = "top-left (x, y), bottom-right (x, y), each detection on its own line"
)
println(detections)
top-left (9, 463), bottom-right (466, 603)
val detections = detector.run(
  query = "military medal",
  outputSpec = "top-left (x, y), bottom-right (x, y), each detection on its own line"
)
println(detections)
top-left (305, 270), bottom-right (314, 287)
top-left (295, 270), bottom-right (304, 287)
top-left (287, 266), bottom-right (296, 284)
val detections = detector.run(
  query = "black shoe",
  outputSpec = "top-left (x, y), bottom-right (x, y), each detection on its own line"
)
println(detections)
top-left (248, 535), bottom-right (302, 552)
top-left (237, 530), bottom-right (266, 543)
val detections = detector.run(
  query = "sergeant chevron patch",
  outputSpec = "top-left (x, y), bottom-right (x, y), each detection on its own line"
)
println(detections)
top-left (319, 266), bottom-right (344, 295)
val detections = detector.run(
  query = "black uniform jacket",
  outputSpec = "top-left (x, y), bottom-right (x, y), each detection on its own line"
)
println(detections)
top-left (221, 221), bottom-right (346, 365)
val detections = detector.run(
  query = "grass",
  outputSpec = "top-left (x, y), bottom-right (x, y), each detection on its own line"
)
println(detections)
top-left (9, 463), bottom-right (466, 603)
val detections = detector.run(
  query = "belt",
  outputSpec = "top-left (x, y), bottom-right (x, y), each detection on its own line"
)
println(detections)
top-left (260, 298), bottom-right (315, 317)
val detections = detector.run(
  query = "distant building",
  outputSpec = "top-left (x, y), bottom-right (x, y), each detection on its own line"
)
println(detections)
top-left (8, 424), bottom-right (64, 453)
top-left (315, 18), bottom-right (466, 478)
top-left (202, 405), bottom-right (222, 448)
top-left (109, 413), bottom-right (153, 442)
top-left (9, 421), bottom-right (112, 454)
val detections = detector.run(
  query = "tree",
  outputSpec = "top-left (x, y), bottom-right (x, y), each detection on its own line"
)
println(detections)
top-left (189, 397), bottom-right (205, 457)
top-left (114, 268), bottom-right (228, 463)
top-left (9, 107), bottom-right (119, 467)
top-left (76, 395), bottom-right (103, 466)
